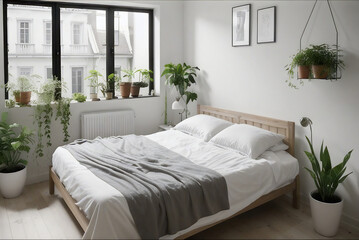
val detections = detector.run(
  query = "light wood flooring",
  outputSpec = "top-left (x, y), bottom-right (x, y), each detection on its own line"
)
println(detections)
top-left (1, 181), bottom-right (358, 239)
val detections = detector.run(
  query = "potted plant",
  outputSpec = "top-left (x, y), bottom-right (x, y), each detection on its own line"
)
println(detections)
top-left (85, 70), bottom-right (102, 101)
top-left (73, 93), bottom-right (87, 102)
top-left (106, 73), bottom-right (120, 100)
top-left (131, 69), bottom-right (153, 98)
top-left (14, 75), bottom-right (40, 105)
top-left (286, 49), bottom-right (311, 80)
top-left (300, 117), bottom-right (353, 237)
top-left (306, 44), bottom-right (344, 79)
top-left (0, 112), bottom-right (34, 198)
top-left (161, 63), bottom-right (200, 118)
top-left (121, 69), bottom-right (135, 98)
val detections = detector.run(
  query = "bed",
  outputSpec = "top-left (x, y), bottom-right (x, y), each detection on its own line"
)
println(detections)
top-left (49, 105), bottom-right (300, 239)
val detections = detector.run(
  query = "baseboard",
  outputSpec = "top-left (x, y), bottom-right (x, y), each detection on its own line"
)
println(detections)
top-left (26, 172), bottom-right (48, 185)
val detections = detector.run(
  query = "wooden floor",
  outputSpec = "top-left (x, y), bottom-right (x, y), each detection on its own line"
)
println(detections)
top-left (1, 181), bottom-right (358, 239)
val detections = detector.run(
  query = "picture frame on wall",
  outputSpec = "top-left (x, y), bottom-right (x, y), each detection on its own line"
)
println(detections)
top-left (257, 6), bottom-right (276, 44)
top-left (232, 4), bottom-right (251, 47)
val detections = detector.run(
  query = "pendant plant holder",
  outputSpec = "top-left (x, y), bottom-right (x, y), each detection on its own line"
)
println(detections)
top-left (299, 0), bottom-right (342, 80)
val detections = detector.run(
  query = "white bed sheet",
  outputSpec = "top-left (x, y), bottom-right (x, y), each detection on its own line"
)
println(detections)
top-left (52, 130), bottom-right (299, 239)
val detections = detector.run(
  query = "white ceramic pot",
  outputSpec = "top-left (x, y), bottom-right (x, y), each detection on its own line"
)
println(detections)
top-left (0, 166), bottom-right (27, 198)
top-left (309, 191), bottom-right (343, 237)
top-left (90, 93), bottom-right (98, 99)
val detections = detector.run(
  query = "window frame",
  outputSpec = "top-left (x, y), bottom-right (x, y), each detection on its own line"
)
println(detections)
top-left (44, 20), bottom-right (52, 45)
top-left (71, 66), bottom-right (84, 94)
top-left (17, 19), bottom-right (31, 44)
top-left (3, 0), bottom-right (154, 99)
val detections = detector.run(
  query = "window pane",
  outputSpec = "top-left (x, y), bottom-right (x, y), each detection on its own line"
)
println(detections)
top-left (7, 4), bottom-right (52, 101)
top-left (115, 11), bottom-right (150, 97)
top-left (61, 8), bottom-right (106, 98)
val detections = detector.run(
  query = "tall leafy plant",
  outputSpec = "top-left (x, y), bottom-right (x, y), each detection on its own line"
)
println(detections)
top-left (85, 70), bottom-right (103, 93)
top-left (300, 117), bottom-right (353, 203)
top-left (161, 63), bottom-right (200, 118)
top-left (0, 112), bottom-right (34, 173)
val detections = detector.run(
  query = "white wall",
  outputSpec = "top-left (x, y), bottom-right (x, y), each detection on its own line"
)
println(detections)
top-left (183, 0), bottom-right (359, 225)
top-left (0, 0), bottom-right (184, 183)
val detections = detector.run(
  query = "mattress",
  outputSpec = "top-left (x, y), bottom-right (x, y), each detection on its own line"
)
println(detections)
top-left (52, 129), bottom-right (299, 239)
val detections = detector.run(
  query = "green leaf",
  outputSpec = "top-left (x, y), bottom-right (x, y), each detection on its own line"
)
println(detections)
top-left (11, 141), bottom-right (21, 150)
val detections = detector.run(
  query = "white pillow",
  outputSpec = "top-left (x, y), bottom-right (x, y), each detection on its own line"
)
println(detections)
top-left (174, 114), bottom-right (233, 141)
top-left (209, 124), bottom-right (285, 159)
top-left (268, 142), bottom-right (289, 152)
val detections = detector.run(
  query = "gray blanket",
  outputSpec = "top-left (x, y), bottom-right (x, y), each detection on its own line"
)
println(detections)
top-left (64, 135), bottom-right (229, 239)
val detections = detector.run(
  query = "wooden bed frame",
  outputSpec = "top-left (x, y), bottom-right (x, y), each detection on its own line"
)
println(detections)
top-left (49, 104), bottom-right (300, 239)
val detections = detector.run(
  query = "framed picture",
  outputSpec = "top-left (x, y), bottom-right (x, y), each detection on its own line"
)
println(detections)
top-left (257, 6), bottom-right (276, 44)
top-left (232, 4), bottom-right (251, 47)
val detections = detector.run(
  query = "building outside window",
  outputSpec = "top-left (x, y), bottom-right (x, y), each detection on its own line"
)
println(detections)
top-left (72, 23), bottom-right (82, 45)
top-left (72, 67), bottom-right (83, 93)
top-left (18, 21), bottom-right (30, 44)
top-left (18, 67), bottom-right (32, 76)
top-left (44, 21), bottom-right (51, 44)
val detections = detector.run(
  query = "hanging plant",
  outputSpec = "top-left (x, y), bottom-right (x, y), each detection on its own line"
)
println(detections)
top-left (56, 98), bottom-right (71, 142)
top-left (34, 104), bottom-right (53, 157)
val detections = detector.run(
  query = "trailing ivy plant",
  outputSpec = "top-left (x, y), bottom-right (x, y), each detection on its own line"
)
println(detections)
top-left (33, 77), bottom-right (71, 157)
top-left (56, 98), bottom-right (71, 142)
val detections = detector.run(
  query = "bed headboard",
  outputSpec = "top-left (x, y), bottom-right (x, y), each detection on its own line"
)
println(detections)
top-left (198, 105), bottom-right (295, 156)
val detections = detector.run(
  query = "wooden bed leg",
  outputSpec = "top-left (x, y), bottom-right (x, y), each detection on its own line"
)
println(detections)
top-left (292, 175), bottom-right (300, 209)
top-left (49, 166), bottom-right (54, 195)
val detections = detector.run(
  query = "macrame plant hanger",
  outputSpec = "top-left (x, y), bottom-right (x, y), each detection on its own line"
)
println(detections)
top-left (299, 0), bottom-right (340, 80)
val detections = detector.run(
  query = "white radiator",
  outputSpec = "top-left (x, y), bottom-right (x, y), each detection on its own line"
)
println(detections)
top-left (81, 110), bottom-right (135, 139)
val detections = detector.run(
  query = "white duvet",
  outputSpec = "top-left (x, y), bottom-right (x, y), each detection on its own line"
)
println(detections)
top-left (52, 129), bottom-right (299, 239)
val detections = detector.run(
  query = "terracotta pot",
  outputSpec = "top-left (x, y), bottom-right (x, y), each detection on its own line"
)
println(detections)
top-left (310, 191), bottom-right (343, 237)
top-left (312, 65), bottom-right (328, 79)
top-left (106, 92), bottom-right (113, 100)
top-left (298, 65), bottom-right (310, 79)
top-left (14, 92), bottom-right (21, 103)
top-left (131, 85), bottom-right (140, 98)
top-left (20, 91), bottom-right (31, 105)
top-left (120, 82), bottom-right (131, 98)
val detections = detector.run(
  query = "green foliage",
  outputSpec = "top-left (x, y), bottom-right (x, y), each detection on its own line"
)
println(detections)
top-left (5, 100), bottom-right (15, 108)
top-left (285, 44), bottom-right (345, 89)
top-left (0, 112), bottom-right (34, 172)
top-left (301, 118), bottom-right (352, 203)
top-left (55, 98), bottom-right (71, 142)
top-left (132, 82), bottom-right (149, 88)
top-left (34, 77), bottom-right (71, 158)
top-left (73, 93), bottom-right (87, 102)
top-left (122, 69), bottom-right (137, 82)
top-left (85, 70), bottom-right (103, 92)
top-left (161, 63), bottom-right (200, 117)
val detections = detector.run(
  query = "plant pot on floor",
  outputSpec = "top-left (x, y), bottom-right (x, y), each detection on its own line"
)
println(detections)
top-left (106, 91), bottom-right (113, 100)
top-left (309, 191), bottom-right (343, 237)
top-left (0, 165), bottom-right (27, 198)
top-left (298, 65), bottom-right (310, 79)
top-left (20, 91), bottom-right (31, 105)
top-left (312, 65), bottom-right (328, 79)
top-left (120, 82), bottom-right (131, 98)
top-left (131, 85), bottom-right (140, 98)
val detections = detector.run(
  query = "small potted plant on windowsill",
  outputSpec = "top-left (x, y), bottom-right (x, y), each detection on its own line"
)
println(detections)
top-left (131, 69), bottom-right (153, 98)
top-left (106, 73), bottom-right (120, 100)
top-left (85, 70), bottom-right (102, 101)
top-left (300, 117), bottom-right (353, 237)
top-left (16, 75), bottom-right (40, 105)
top-left (121, 69), bottom-right (135, 98)
top-left (73, 93), bottom-right (87, 102)
top-left (0, 112), bottom-right (34, 198)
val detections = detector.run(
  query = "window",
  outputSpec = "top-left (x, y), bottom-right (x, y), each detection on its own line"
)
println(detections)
top-left (46, 67), bottom-right (52, 80)
top-left (4, 1), bottom-right (154, 100)
top-left (18, 67), bottom-right (32, 76)
top-left (72, 67), bottom-right (83, 93)
top-left (44, 21), bottom-right (51, 44)
top-left (72, 23), bottom-right (82, 45)
top-left (18, 21), bottom-right (30, 44)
